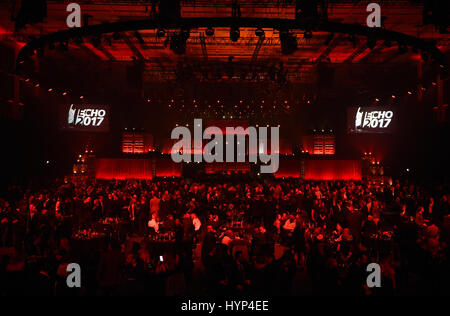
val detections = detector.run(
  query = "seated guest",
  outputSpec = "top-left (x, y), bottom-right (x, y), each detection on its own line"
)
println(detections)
top-left (148, 213), bottom-right (160, 234)
top-left (221, 230), bottom-right (234, 246)
top-left (283, 215), bottom-right (296, 233)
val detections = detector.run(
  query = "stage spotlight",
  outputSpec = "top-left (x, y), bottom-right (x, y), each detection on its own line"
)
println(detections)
top-left (205, 27), bottom-right (214, 37)
top-left (280, 30), bottom-right (297, 55)
top-left (230, 26), bottom-right (240, 42)
top-left (255, 28), bottom-right (265, 38)
top-left (303, 30), bottom-right (313, 39)
top-left (157, 29), bottom-right (166, 38)
top-left (367, 37), bottom-right (376, 50)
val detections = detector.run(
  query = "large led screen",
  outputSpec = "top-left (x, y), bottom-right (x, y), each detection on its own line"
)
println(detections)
top-left (347, 106), bottom-right (396, 134)
top-left (60, 104), bottom-right (110, 132)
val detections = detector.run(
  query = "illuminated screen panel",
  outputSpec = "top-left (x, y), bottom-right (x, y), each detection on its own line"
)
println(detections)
top-left (347, 107), bottom-right (396, 134)
top-left (60, 104), bottom-right (110, 132)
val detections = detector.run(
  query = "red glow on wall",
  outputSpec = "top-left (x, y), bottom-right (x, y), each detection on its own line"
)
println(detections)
top-left (162, 139), bottom-right (176, 154)
top-left (275, 158), bottom-right (302, 178)
top-left (96, 158), bottom-right (153, 180)
top-left (96, 158), bottom-right (182, 179)
top-left (304, 160), bottom-right (361, 180)
top-left (155, 158), bottom-right (182, 177)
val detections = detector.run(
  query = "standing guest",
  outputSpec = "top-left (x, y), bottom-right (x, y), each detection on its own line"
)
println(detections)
top-left (202, 225), bottom-right (217, 263)
top-left (136, 196), bottom-right (148, 236)
top-left (191, 213), bottom-right (201, 232)
top-left (159, 191), bottom-right (172, 220)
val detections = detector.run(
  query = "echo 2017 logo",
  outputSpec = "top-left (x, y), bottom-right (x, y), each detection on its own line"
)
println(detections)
top-left (355, 107), bottom-right (393, 129)
top-left (68, 104), bottom-right (106, 127)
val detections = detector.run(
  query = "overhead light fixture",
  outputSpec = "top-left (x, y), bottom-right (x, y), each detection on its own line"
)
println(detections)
top-left (255, 28), bottom-right (265, 38)
top-left (230, 26), bottom-right (240, 42)
top-left (205, 27), bottom-right (214, 37)
top-left (156, 29), bottom-right (166, 38)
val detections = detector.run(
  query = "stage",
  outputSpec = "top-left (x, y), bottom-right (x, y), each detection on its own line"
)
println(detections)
top-left (93, 156), bottom-right (362, 180)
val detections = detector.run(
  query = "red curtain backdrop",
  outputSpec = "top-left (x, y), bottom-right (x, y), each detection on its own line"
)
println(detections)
top-left (155, 158), bottom-right (182, 177)
top-left (279, 139), bottom-right (293, 155)
top-left (96, 158), bottom-right (182, 179)
top-left (304, 160), bottom-right (361, 180)
top-left (275, 158), bottom-right (301, 178)
top-left (96, 158), bottom-right (153, 180)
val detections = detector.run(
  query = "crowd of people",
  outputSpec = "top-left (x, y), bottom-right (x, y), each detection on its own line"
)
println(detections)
top-left (0, 176), bottom-right (449, 295)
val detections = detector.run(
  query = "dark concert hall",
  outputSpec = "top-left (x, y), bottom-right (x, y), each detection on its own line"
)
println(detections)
top-left (0, 0), bottom-right (449, 302)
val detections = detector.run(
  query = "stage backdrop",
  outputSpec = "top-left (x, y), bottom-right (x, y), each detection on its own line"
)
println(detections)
top-left (96, 158), bottom-right (181, 179)
top-left (304, 160), bottom-right (361, 180)
top-left (275, 158), bottom-right (302, 178)
top-left (155, 158), bottom-right (182, 177)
